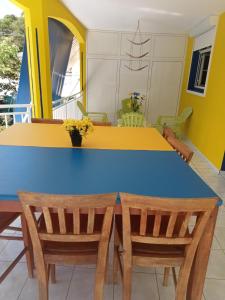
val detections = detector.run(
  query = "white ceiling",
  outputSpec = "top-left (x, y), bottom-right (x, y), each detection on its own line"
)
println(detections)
top-left (62, 0), bottom-right (225, 33)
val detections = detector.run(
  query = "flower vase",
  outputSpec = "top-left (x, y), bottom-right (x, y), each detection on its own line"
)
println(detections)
top-left (69, 129), bottom-right (82, 147)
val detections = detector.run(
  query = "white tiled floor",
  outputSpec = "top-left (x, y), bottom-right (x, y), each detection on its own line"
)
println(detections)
top-left (0, 147), bottom-right (225, 299)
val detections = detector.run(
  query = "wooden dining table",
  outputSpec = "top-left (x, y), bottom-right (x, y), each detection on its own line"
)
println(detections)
top-left (0, 123), bottom-right (221, 300)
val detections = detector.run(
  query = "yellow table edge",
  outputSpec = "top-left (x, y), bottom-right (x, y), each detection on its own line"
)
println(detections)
top-left (0, 124), bottom-right (174, 151)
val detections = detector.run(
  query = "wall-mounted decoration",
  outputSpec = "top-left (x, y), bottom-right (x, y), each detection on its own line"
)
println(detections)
top-left (125, 20), bottom-right (150, 71)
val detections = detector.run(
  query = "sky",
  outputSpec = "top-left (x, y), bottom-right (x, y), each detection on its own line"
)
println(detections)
top-left (0, 0), bottom-right (22, 19)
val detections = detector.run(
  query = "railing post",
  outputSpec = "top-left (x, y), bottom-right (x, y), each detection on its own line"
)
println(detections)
top-left (4, 115), bottom-right (8, 128)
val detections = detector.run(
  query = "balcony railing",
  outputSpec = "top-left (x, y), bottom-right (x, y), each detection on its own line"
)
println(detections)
top-left (0, 104), bottom-right (32, 128)
top-left (0, 91), bottom-right (83, 129)
top-left (52, 91), bottom-right (83, 120)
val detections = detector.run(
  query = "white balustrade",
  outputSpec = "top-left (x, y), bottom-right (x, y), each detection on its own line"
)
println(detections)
top-left (0, 104), bottom-right (32, 128)
top-left (52, 91), bottom-right (83, 120)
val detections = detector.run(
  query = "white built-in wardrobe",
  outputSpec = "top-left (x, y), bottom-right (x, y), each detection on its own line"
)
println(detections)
top-left (86, 30), bottom-right (187, 124)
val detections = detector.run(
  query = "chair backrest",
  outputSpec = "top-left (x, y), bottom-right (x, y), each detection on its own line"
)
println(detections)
top-left (120, 192), bottom-right (217, 261)
top-left (77, 101), bottom-right (88, 116)
top-left (92, 121), bottom-right (112, 126)
top-left (163, 127), bottom-right (176, 139)
top-left (167, 136), bottom-right (194, 163)
top-left (121, 112), bottom-right (145, 127)
top-left (19, 192), bottom-right (116, 258)
top-left (31, 118), bottom-right (63, 124)
top-left (121, 98), bottom-right (132, 113)
top-left (179, 107), bottom-right (193, 122)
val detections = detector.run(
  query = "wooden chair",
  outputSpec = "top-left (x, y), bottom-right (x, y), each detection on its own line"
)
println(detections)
top-left (114, 193), bottom-right (217, 300)
top-left (31, 118), bottom-right (63, 124)
top-left (163, 127), bottom-right (176, 139)
top-left (92, 121), bottom-right (112, 126)
top-left (19, 191), bottom-right (116, 300)
top-left (0, 213), bottom-right (27, 282)
top-left (167, 136), bottom-right (194, 164)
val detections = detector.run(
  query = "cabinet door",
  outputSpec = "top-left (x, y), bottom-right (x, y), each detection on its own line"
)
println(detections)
top-left (87, 31), bottom-right (120, 56)
top-left (148, 61), bottom-right (183, 124)
top-left (118, 60), bottom-right (150, 114)
top-left (153, 35), bottom-right (186, 59)
top-left (87, 59), bottom-right (118, 122)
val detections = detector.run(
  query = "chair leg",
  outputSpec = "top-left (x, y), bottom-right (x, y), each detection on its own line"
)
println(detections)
top-left (172, 267), bottom-right (177, 287)
top-left (175, 264), bottom-right (190, 300)
top-left (163, 267), bottom-right (170, 286)
top-left (36, 263), bottom-right (49, 300)
top-left (50, 264), bottom-right (56, 284)
top-left (104, 250), bottom-right (110, 284)
top-left (123, 259), bottom-right (132, 300)
top-left (38, 278), bottom-right (49, 300)
top-left (94, 243), bottom-right (109, 300)
top-left (113, 227), bottom-right (120, 283)
top-left (21, 215), bottom-right (34, 278)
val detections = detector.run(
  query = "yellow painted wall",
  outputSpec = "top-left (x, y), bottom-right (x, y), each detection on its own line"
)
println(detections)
top-left (11, 0), bottom-right (86, 117)
top-left (179, 12), bottom-right (225, 170)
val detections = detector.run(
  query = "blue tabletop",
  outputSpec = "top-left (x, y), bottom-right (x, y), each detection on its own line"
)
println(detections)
top-left (0, 146), bottom-right (221, 205)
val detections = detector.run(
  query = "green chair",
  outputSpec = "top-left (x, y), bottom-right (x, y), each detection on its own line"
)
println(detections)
top-left (153, 107), bottom-right (193, 139)
top-left (118, 112), bottom-right (145, 127)
top-left (117, 98), bottom-right (133, 119)
top-left (77, 101), bottom-right (109, 122)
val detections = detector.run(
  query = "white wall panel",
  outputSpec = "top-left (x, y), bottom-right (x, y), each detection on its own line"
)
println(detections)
top-left (87, 31), bottom-right (120, 55)
top-left (148, 61), bottom-right (183, 123)
top-left (153, 35), bottom-right (186, 58)
top-left (87, 58), bottom-right (118, 122)
top-left (86, 30), bottom-right (186, 124)
top-left (118, 61), bottom-right (149, 114)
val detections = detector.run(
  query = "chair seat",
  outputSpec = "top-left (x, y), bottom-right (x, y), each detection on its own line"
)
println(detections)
top-left (0, 212), bottom-right (20, 233)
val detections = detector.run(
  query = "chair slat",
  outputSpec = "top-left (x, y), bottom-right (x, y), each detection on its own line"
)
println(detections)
top-left (42, 207), bottom-right (53, 233)
top-left (58, 208), bottom-right (66, 234)
top-left (73, 208), bottom-right (80, 234)
top-left (140, 209), bottom-right (147, 236)
top-left (153, 214), bottom-right (161, 237)
top-left (179, 212), bottom-right (192, 237)
top-left (166, 213), bottom-right (178, 237)
top-left (87, 208), bottom-right (95, 234)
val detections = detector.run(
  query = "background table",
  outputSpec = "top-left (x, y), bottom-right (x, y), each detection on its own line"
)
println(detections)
top-left (0, 123), bottom-right (172, 151)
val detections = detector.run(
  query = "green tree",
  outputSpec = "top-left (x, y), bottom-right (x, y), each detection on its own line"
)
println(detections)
top-left (0, 38), bottom-right (20, 95)
top-left (0, 14), bottom-right (24, 96)
top-left (0, 14), bottom-right (24, 51)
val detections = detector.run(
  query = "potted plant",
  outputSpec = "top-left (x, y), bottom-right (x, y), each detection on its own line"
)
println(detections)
top-left (63, 117), bottom-right (93, 147)
top-left (129, 92), bottom-right (145, 112)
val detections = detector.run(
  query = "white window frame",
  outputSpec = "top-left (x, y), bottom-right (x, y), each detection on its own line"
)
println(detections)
top-left (194, 46), bottom-right (211, 90)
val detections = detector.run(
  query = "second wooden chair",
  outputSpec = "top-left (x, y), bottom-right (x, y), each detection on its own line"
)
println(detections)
top-left (114, 193), bottom-right (217, 300)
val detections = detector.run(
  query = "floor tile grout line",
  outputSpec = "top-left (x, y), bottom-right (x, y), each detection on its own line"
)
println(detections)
top-left (0, 240), bottom-right (9, 256)
top-left (65, 265), bottom-right (76, 300)
top-left (16, 275), bottom-right (29, 300)
top-left (205, 277), bottom-right (225, 281)
top-left (214, 234), bottom-right (225, 250)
